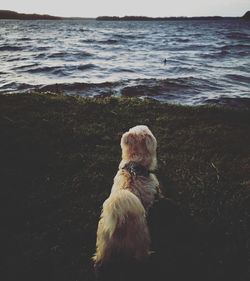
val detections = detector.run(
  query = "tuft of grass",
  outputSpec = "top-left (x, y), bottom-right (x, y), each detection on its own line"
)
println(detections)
top-left (0, 92), bottom-right (249, 281)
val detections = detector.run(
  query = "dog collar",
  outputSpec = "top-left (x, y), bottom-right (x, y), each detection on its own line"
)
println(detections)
top-left (122, 161), bottom-right (150, 178)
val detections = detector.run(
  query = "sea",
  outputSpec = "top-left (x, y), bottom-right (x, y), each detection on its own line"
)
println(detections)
top-left (0, 19), bottom-right (250, 106)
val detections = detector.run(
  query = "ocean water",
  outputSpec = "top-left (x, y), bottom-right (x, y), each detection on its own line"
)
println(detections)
top-left (0, 19), bottom-right (250, 105)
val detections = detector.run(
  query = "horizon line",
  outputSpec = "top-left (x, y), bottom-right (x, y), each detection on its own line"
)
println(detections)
top-left (0, 9), bottom-right (248, 19)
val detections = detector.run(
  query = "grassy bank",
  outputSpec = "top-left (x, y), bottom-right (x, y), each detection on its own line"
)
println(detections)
top-left (0, 93), bottom-right (249, 281)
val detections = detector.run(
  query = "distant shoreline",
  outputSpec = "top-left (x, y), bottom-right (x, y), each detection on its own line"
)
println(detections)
top-left (96, 12), bottom-right (249, 21)
top-left (96, 16), bottom-right (240, 21)
top-left (0, 9), bottom-right (249, 21)
top-left (0, 10), bottom-right (62, 20)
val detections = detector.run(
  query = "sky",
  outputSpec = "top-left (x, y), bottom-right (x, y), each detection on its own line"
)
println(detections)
top-left (1, 0), bottom-right (249, 17)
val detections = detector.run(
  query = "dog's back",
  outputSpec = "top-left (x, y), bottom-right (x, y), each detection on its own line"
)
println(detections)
top-left (93, 189), bottom-right (150, 265)
top-left (93, 125), bottom-right (159, 280)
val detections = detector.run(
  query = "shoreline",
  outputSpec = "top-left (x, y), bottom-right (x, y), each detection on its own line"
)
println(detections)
top-left (1, 92), bottom-right (250, 280)
top-left (0, 9), bottom-right (249, 20)
top-left (96, 16), bottom-right (241, 21)
top-left (1, 89), bottom-right (250, 109)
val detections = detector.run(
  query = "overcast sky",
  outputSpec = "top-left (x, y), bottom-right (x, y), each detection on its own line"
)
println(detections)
top-left (1, 0), bottom-right (249, 17)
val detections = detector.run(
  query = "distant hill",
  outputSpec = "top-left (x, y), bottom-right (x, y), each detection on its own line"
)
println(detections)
top-left (97, 11), bottom-right (250, 21)
top-left (0, 10), bottom-right (62, 20)
top-left (1, 9), bottom-right (249, 21)
top-left (96, 15), bottom-right (239, 21)
top-left (242, 11), bottom-right (250, 20)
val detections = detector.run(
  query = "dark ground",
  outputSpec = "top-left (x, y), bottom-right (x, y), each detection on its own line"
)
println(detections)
top-left (0, 93), bottom-right (249, 281)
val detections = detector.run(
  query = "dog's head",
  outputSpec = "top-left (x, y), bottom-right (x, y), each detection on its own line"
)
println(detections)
top-left (120, 125), bottom-right (157, 170)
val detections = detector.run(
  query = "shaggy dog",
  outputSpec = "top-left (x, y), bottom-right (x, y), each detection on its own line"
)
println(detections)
top-left (93, 125), bottom-right (161, 274)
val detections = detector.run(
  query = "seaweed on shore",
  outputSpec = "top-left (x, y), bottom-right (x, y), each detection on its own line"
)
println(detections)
top-left (0, 93), bottom-right (249, 281)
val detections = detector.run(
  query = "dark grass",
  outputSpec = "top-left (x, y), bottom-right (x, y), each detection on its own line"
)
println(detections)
top-left (0, 92), bottom-right (249, 281)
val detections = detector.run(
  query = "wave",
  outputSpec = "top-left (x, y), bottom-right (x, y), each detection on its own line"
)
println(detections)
top-left (221, 44), bottom-right (250, 50)
top-left (47, 52), bottom-right (69, 58)
top-left (199, 51), bottom-right (229, 59)
top-left (81, 38), bottom-right (119, 45)
top-left (1, 77), bottom-right (249, 107)
top-left (12, 63), bottom-right (40, 70)
top-left (0, 45), bottom-right (23, 51)
top-left (27, 66), bottom-right (60, 73)
top-left (79, 28), bottom-right (91, 32)
top-left (80, 39), bottom-right (96, 43)
top-left (25, 66), bottom-right (67, 77)
top-left (175, 38), bottom-right (190, 43)
top-left (99, 39), bottom-right (119, 44)
top-left (113, 33), bottom-right (138, 40)
top-left (0, 82), bottom-right (35, 92)
top-left (77, 63), bottom-right (96, 70)
top-left (6, 57), bottom-right (28, 62)
top-left (10, 63), bottom-right (98, 76)
top-left (33, 53), bottom-right (46, 59)
top-left (0, 77), bottom-right (223, 96)
top-left (224, 74), bottom-right (250, 84)
top-left (168, 44), bottom-right (213, 51)
top-left (120, 77), bottom-right (219, 97)
top-left (226, 32), bottom-right (250, 40)
top-left (39, 81), bottom-right (118, 93)
top-left (17, 37), bottom-right (32, 41)
top-left (113, 67), bottom-right (135, 73)
top-left (199, 44), bottom-right (250, 59)
top-left (167, 66), bottom-right (198, 74)
top-left (35, 46), bottom-right (52, 51)
top-left (47, 51), bottom-right (93, 59)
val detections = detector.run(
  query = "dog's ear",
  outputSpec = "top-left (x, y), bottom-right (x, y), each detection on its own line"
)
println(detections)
top-left (145, 134), bottom-right (157, 152)
top-left (121, 132), bottom-right (135, 147)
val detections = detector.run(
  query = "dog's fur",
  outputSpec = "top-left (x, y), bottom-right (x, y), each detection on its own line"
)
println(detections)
top-left (93, 125), bottom-right (160, 268)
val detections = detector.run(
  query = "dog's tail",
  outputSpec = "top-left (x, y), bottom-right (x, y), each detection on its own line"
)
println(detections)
top-left (93, 190), bottom-right (150, 265)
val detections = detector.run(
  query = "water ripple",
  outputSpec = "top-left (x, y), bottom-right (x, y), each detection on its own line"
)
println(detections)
top-left (0, 19), bottom-right (249, 105)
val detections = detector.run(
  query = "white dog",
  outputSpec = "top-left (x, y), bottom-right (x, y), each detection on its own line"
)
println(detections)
top-left (93, 125), bottom-right (160, 268)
